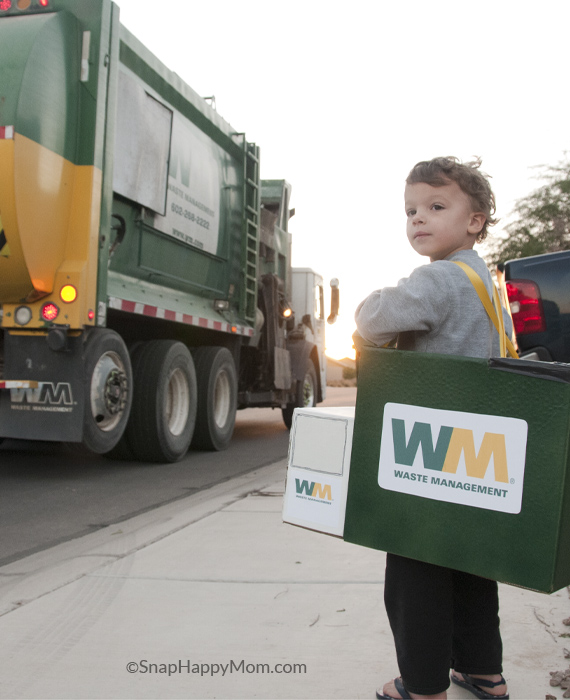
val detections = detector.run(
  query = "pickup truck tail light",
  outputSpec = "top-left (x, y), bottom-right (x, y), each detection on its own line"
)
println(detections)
top-left (505, 279), bottom-right (546, 335)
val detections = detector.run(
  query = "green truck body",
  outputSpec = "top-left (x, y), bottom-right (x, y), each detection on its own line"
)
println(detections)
top-left (0, 0), bottom-right (338, 460)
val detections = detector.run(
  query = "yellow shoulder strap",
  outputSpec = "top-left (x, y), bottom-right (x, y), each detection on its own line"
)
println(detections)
top-left (453, 260), bottom-right (518, 359)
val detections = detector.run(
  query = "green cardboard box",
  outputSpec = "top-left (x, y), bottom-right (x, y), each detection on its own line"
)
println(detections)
top-left (344, 346), bottom-right (570, 593)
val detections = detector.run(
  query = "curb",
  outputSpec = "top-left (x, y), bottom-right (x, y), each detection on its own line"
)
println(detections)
top-left (0, 459), bottom-right (287, 617)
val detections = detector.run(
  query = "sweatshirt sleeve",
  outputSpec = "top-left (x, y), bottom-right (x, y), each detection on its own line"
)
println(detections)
top-left (354, 264), bottom-right (452, 346)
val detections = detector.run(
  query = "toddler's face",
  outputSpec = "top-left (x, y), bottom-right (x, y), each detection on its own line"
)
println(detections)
top-left (404, 181), bottom-right (484, 261)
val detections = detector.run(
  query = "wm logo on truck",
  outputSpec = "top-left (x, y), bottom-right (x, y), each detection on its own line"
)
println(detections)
top-left (11, 382), bottom-right (73, 406)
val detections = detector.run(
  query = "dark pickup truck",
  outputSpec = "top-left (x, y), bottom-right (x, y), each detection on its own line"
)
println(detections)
top-left (500, 250), bottom-right (570, 362)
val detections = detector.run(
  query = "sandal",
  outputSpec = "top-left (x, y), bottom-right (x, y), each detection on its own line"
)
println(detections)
top-left (376, 677), bottom-right (411, 699)
top-left (451, 672), bottom-right (509, 699)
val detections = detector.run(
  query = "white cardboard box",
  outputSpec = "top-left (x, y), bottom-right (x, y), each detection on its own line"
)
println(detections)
top-left (282, 406), bottom-right (355, 536)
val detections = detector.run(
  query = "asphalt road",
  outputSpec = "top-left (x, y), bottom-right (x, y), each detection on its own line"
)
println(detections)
top-left (0, 387), bottom-right (356, 566)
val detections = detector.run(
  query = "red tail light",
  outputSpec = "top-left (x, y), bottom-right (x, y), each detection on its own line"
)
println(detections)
top-left (505, 280), bottom-right (546, 335)
top-left (41, 302), bottom-right (59, 322)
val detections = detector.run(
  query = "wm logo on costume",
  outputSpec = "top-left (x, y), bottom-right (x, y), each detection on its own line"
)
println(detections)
top-left (378, 403), bottom-right (528, 514)
top-left (392, 419), bottom-right (508, 482)
top-left (295, 478), bottom-right (332, 501)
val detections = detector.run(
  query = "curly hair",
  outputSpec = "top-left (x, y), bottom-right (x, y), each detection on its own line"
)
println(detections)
top-left (406, 156), bottom-right (497, 242)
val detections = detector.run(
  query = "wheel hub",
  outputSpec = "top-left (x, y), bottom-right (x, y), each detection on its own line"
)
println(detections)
top-left (104, 368), bottom-right (128, 415)
top-left (213, 370), bottom-right (231, 428)
top-left (90, 352), bottom-right (128, 430)
top-left (165, 367), bottom-right (190, 436)
top-left (303, 373), bottom-right (315, 406)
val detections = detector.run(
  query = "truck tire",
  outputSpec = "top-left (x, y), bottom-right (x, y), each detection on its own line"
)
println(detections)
top-left (82, 329), bottom-right (133, 454)
top-left (282, 358), bottom-right (317, 429)
top-left (192, 347), bottom-right (237, 451)
top-left (125, 340), bottom-right (197, 462)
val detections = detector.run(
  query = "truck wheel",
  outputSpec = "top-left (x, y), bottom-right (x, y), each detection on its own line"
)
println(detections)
top-left (125, 341), bottom-right (197, 463)
top-left (282, 358), bottom-right (317, 429)
top-left (192, 347), bottom-right (237, 451)
top-left (83, 329), bottom-right (133, 454)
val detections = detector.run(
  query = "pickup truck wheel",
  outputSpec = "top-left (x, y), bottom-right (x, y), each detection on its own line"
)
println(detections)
top-left (82, 329), bottom-right (133, 454)
top-left (125, 340), bottom-right (197, 462)
top-left (282, 358), bottom-right (317, 429)
top-left (192, 347), bottom-right (237, 451)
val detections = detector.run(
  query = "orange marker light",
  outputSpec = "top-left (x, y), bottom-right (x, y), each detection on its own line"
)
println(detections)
top-left (60, 284), bottom-right (77, 303)
top-left (42, 303), bottom-right (59, 322)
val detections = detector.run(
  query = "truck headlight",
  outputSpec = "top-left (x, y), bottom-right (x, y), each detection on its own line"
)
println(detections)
top-left (280, 301), bottom-right (292, 319)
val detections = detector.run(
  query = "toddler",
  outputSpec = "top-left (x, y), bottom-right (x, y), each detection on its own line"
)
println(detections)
top-left (355, 157), bottom-right (511, 700)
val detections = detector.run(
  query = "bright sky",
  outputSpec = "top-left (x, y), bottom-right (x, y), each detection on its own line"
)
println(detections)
top-left (117, 0), bottom-right (570, 359)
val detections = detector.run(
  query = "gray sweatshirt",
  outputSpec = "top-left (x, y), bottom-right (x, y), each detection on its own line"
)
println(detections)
top-left (354, 249), bottom-right (513, 359)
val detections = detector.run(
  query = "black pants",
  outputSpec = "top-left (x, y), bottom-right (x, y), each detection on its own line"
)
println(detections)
top-left (384, 553), bottom-right (503, 696)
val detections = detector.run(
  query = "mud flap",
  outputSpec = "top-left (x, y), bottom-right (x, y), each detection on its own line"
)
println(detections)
top-left (287, 338), bottom-right (314, 382)
top-left (0, 333), bottom-right (85, 441)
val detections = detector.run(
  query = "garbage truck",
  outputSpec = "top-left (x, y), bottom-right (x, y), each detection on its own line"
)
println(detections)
top-left (0, 0), bottom-right (339, 461)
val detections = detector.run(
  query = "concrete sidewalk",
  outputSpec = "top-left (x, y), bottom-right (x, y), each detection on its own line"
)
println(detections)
top-left (0, 458), bottom-right (566, 699)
